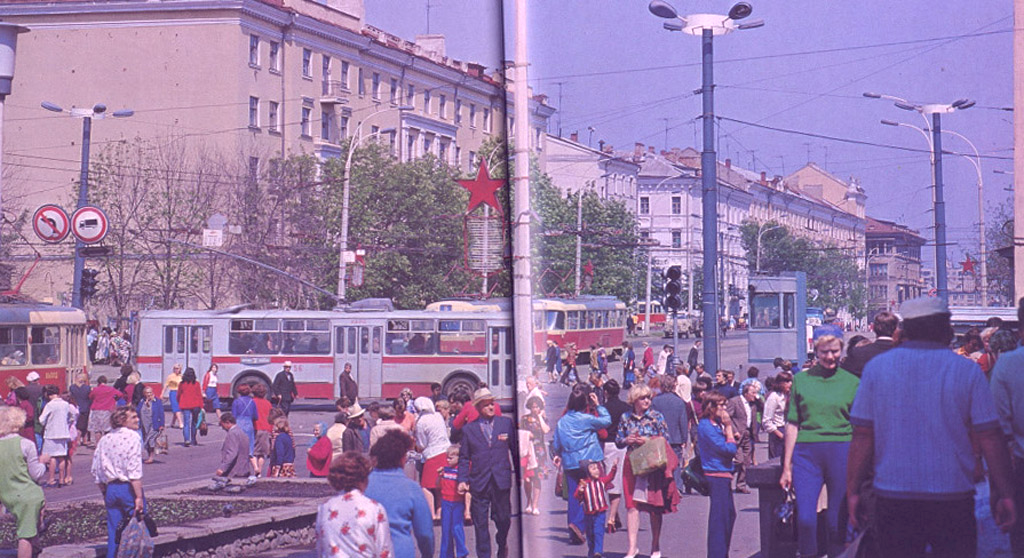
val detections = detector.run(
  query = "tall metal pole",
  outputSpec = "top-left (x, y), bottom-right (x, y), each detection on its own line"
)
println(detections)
top-left (931, 113), bottom-right (948, 303)
top-left (575, 188), bottom-right (583, 296)
top-left (512, 0), bottom-right (535, 379)
top-left (700, 28), bottom-right (719, 374)
top-left (71, 116), bottom-right (92, 309)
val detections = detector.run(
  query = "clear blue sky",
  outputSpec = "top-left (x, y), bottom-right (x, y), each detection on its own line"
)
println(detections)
top-left (365, 0), bottom-right (1014, 266)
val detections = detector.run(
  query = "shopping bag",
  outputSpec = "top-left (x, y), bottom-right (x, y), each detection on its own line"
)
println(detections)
top-left (197, 409), bottom-right (209, 436)
top-left (115, 514), bottom-right (154, 558)
top-left (155, 433), bottom-right (169, 455)
top-left (628, 436), bottom-right (668, 476)
top-left (773, 489), bottom-right (797, 540)
top-left (554, 469), bottom-right (569, 500)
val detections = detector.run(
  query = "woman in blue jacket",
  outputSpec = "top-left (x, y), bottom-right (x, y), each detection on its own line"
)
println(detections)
top-left (552, 384), bottom-right (611, 545)
top-left (697, 391), bottom-right (739, 558)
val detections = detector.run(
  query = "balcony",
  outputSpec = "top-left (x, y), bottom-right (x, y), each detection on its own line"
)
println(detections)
top-left (320, 80), bottom-right (349, 105)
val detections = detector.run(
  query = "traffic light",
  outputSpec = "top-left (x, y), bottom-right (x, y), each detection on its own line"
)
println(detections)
top-left (664, 265), bottom-right (683, 312)
top-left (81, 268), bottom-right (100, 299)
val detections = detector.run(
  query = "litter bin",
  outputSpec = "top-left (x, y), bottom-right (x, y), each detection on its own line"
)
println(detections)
top-left (748, 457), bottom-right (830, 558)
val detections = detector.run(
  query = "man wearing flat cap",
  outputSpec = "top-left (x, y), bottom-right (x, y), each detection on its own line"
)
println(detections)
top-left (847, 296), bottom-right (1016, 557)
top-left (457, 387), bottom-right (517, 558)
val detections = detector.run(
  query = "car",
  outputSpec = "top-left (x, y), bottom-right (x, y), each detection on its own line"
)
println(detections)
top-left (662, 314), bottom-right (699, 339)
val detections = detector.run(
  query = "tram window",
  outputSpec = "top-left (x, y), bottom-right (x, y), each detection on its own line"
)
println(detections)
top-left (533, 311), bottom-right (543, 330)
top-left (282, 319), bottom-right (304, 331)
top-left (0, 326), bottom-right (28, 367)
top-left (347, 328), bottom-right (356, 355)
top-left (586, 312), bottom-right (595, 329)
top-left (783, 294), bottom-right (796, 329)
top-left (543, 311), bottom-right (564, 331)
top-left (372, 327), bottom-right (381, 354)
top-left (360, 328), bottom-right (369, 354)
top-left (505, 328), bottom-right (513, 353)
top-left (567, 311), bottom-right (579, 330)
top-left (164, 327), bottom-right (175, 354)
top-left (175, 327), bottom-right (186, 353)
top-left (336, 328), bottom-right (345, 354)
top-left (190, 328), bottom-right (199, 353)
top-left (30, 326), bottom-right (61, 365)
top-left (751, 294), bottom-right (781, 329)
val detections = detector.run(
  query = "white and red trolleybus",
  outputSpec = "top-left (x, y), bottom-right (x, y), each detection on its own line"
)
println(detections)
top-left (0, 302), bottom-right (88, 398)
top-left (426, 296), bottom-right (628, 362)
top-left (133, 305), bottom-right (514, 406)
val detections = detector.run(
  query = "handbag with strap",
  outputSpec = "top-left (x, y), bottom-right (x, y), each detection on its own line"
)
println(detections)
top-left (682, 453), bottom-right (710, 496)
top-left (628, 435), bottom-right (668, 476)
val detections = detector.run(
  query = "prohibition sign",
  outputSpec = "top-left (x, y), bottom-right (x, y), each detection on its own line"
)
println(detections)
top-left (32, 205), bottom-right (70, 243)
top-left (71, 206), bottom-right (109, 244)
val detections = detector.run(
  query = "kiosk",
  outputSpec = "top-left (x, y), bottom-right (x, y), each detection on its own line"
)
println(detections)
top-left (748, 272), bottom-right (807, 367)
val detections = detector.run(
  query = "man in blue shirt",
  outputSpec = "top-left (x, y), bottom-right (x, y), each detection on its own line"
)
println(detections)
top-left (989, 299), bottom-right (1024, 556)
top-left (847, 296), bottom-right (1016, 558)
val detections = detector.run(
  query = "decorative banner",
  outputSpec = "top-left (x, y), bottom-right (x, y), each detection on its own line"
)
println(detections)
top-left (32, 204), bottom-right (70, 243)
top-left (458, 159), bottom-right (508, 277)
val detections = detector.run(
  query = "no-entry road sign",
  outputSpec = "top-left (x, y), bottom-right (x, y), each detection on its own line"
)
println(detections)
top-left (32, 205), bottom-right (70, 243)
top-left (71, 206), bottom-right (109, 244)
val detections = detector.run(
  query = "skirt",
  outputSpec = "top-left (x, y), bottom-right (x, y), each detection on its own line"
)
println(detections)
top-left (269, 463), bottom-right (295, 477)
top-left (143, 429), bottom-right (161, 452)
top-left (88, 409), bottom-right (113, 433)
top-left (254, 430), bottom-right (271, 458)
top-left (420, 452), bottom-right (447, 489)
top-left (168, 390), bottom-right (181, 413)
top-left (76, 410), bottom-right (90, 433)
top-left (41, 438), bottom-right (69, 457)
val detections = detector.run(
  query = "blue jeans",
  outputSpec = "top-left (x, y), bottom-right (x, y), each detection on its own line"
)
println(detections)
top-left (792, 441), bottom-right (850, 558)
top-left (565, 468), bottom-right (585, 535)
top-left (182, 409), bottom-right (197, 445)
top-left (707, 476), bottom-right (736, 558)
top-left (104, 482), bottom-right (146, 558)
top-left (670, 443), bottom-right (686, 493)
top-left (440, 499), bottom-right (468, 558)
top-left (583, 510), bottom-right (606, 557)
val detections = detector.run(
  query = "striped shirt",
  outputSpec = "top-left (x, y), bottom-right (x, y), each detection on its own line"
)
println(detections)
top-left (575, 475), bottom-right (612, 514)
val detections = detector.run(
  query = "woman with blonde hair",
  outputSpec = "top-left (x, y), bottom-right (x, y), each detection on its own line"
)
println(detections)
top-left (163, 363), bottom-right (184, 429)
top-left (4, 376), bottom-right (24, 406)
top-left (0, 405), bottom-right (50, 558)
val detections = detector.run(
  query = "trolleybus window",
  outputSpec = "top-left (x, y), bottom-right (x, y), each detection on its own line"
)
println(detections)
top-left (438, 320), bottom-right (486, 354)
top-left (31, 326), bottom-right (61, 365)
top-left (386, 319), bottom-right (435, 354)
top-left (281, 319), bottom-right (331, 355)
top-left (0, 326), bottom-right (27, 366)
top-left (165, 326), bottom-right (185, 354)
top-left (229, 319), bottom-right (280, 354)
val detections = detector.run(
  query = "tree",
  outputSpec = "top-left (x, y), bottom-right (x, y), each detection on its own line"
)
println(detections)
top-left (985, 198), bottom-right (1013, 305)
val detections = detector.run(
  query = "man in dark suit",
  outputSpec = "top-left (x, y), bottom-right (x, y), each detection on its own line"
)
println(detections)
top-left (651, 374), bottom-right (690, 493)
top-left (842, 311), bottom-right (899, 377)
top-left (458, 387), bottom-right (517, 558)
top-left (272, 361), bottom-right (298, 415)
top-left (727, 383), bottom-right (759, 493)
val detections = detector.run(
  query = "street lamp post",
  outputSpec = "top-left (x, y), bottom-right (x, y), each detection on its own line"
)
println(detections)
top-left (869, 92), bottom-right (974, 304)
top-left (337, 106), bottom-right (411, 302)
top-left (755, 222), bottom-right (783, 273)
top-left (41, 101), bottom-right (133, 309)
top-left (939, 129), bottom-right (987, 306)
top-left (0, 24), bottom-right (28, 259)
top-left (649, 0), bottom-right (762, 374)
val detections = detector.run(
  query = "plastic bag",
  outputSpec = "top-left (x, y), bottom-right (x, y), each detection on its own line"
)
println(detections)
top-left (628, 436), bottom-right (668, 476)
top-left (197, 409), bottom-right (209, 436)
top-left (115, 515), bottom-right (154, 558)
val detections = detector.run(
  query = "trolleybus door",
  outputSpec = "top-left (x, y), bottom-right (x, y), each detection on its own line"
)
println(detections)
top-left (488, 327), bottom-right (514, 399)
top-left (187, 326), bottom-right (212, 376)
top-left (163, 325), bottom-right (187, 383)
top-left (335, 325), bottom-right (383, 398)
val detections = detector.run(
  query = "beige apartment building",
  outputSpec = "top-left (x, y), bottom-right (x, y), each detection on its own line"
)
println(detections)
top-left (0, 0), bottom-right (552, 303)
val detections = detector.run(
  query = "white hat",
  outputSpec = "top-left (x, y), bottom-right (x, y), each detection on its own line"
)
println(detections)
top-left (899, 296), bottom-right (950, 320)
top-left (347, 402), bottom-right (366, 419)
top-left (472, 387), bottom-right (496, 406)
top-left (283, 361), bottom-right (293, 367)
top-left (26, 371), bottom-right (39, 382)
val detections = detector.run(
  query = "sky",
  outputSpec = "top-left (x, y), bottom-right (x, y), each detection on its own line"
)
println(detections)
top-left (364, 0), bottom-right (1014, 268)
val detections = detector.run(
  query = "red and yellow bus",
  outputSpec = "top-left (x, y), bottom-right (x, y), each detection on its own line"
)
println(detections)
top-left (0, 302), bottom-right (88, 398)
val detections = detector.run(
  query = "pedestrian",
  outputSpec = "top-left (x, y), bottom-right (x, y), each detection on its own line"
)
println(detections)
top-left (230, 383), bottom-right (258, 472)
top-left (436, 445), bottom-right (469, 558)
top-left (38, 384), bottom-right (73, 487)
top-left (91, 407), bottom-right (146, 558)
top-left (761, 371), bottom-right (792, 460)
top-left (850, 296), bottom-right (1016, 558)
top-left (520, 395), bottom-right (550, 515)
top-left (177, 368), bottom-right (204, 448)
top-left (365, 429), bottom-right (435, 558)
top-left (252, 383), bottom-right (273, 476)
top-left (268, 417), bottom-right (296, 477)
top-left (574, 458), bottom-right (617, 558)
top-left (413, 396), bottom-right (449, 521)
top-left (135, 386), bottom-right (164, 465)
top-left (369, 404), bottom-right (403, 448)
top-left (656, 345), bottom-right (673, 376)
top-left (343, 403), bottom-right (367, 454)
top-left (601, 380), bottom-right (630, 533)
top-left (95, 327), bottom-right (111, 365)
top-left (430, 382), bottom-right (444, 404)
top-left (597, 343), bottom-right (609, 378)
top-left (69, 372), bottom-right (92, 447)
top-left (841, 311), bottom-right (898, 377)
top-left (317, 451), bottom-right (393, 558)
top-left (163, 363), bottom-right (184, 429)
top-left (14, 388), bottom-right (36, 443)
top-left (210, 412), bottom-right (255, 492)
top-left (641, 342), bottom-right (655, 377)
top-left (326, 412), bottom-right (348, 465)
top-left (726, 383), bottom-right (758, 494)
top-left (339, 362), bottom-right (359, 405)
top-left (561, 343), bottom-right (579, 386)
top-left (272, 361), bottom-right (298, 415)
top-left (697, 391), bottom-right (738, 558)
top-left (687, 340), bottom-right (701, 374)
top-left (201, 364), bottom-right (223, 420)
top-left (457, 387), bottom-right (517, 558)
top-left (399, 387), bottom-right (416, 416)
top-left (779, 333), bottom-right (859, 558)
top-left (545, 340), bottom-right (560, 383)
top-left (990, 304), bottom-right (1024, 556)
top-left (650, 374), bottom-right (689, 495)
top-left (622, 341), bottom-right (636, 389)
top-left (616, 382), bottom-right (679, 558)
top-left (0, 406), bottom-right (50, 558)
top-left (589, 345), bottom-right (600, 378)
top-left (713, 369), bottom-right (739, 400)
top-left (552, 384), bottom-right (612, 546)
top-left (87, 376), bottom-right (121, 445)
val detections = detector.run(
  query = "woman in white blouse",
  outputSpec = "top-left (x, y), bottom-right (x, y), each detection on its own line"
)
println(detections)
top-left (317, 451), bottom-right (393, 558)
top-left (412, 397), bottom-right (450, 521)
top-left (762, 371), bottom-right (793, 460)
top-left (38, 384), bottom-right (76, 487)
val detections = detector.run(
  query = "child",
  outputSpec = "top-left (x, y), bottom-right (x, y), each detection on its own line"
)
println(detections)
top-left (268, 418), bottom-right (295, 477)
top-left (436, 445), bottom-right (468, 558)
top-left (574, 459), bottom-right (617, 558)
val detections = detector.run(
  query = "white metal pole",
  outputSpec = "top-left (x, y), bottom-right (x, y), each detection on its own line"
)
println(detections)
top-left (512, 0), bottom-right (535, 380)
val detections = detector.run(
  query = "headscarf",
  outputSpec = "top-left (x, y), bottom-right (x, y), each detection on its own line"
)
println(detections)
top-left (413, 396), bottom-right (435, 414)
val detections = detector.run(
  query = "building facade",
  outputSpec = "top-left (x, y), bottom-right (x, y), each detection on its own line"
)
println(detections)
top-left (865, 217), bottom-right (925, 317)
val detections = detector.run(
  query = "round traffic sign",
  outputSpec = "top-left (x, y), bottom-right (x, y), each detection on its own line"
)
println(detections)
top-left (32, 205), bottom-right (70, 243)
top-left (71, 206), bottom-right (109, 244)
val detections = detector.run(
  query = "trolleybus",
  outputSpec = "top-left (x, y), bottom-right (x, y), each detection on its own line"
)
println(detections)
top-left (0, 302), bottom-right (88, 398)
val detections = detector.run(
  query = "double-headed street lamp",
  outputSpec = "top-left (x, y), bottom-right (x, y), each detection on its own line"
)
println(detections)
top-left (41, 101), bottom-right (133, 309)
top-left (649, 0), bottom-right (762, 374)
top-left (867, 92), bottom-right (974, 304)
top-left (336, 105), bottom-right (412, 302)
top-left (755, 222), bottom-right (783, 273)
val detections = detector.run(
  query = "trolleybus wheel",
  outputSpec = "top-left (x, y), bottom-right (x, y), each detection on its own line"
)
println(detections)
top-left (232, 373), bottom-right (271, 400)
top-left (443, 374), bottom-right (478, 400)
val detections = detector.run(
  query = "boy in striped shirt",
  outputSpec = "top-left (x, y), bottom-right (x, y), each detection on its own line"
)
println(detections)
top-left (574, 459), bottom-right (617, 558)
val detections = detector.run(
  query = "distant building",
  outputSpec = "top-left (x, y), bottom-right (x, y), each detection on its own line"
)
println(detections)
top-left (866, 217), bottom-right (925, 317)
top-left (542, 134), bottom-right (640, 207)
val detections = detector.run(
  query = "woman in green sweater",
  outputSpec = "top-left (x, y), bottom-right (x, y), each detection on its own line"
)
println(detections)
top-left (779, 334), bottom-right (860, 558)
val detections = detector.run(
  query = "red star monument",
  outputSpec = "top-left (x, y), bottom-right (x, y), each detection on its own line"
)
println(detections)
top-left (458, 159), bottom-right (505, 214)
top-left (961, 256), bottom-right (976, 274)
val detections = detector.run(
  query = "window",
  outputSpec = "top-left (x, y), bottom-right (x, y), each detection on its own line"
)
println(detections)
top-left (439, 140), bottom-right (448, 162)
top-left (228, 319), bottom-right (280, 355)
top-left (322, 55), bottom-right (331, 83)
top-left (281, 319), bottom-right (331, 355)
top-left (389, 78), bottom-right (398, 103)
top-left (640, 196), bottom-right (650, 214)
top-left (268, 101), bottom-right (279, 132)
top-left (423, 90), bottom-right (431, 113)
top-left (0, 326), bottom-right (27, 367)
top-left (372, 72), bottom-right (381, 99)
top-left (455, 99), bottom-right (462, 125)
top-left (249, 35), bottom-right (260, 67)
top-left (385, 319), bottom-right (437, 355)
top-left (869, 263), bottom-right (888, 278)
top-left (340, 116), bottom-right (349, 140)
top-left (870, 285), bottom-right (888, 299)
top-left (302, 48), bottom-right (312, 78)
top-left (269, 41), bottom-right (280, 72)
top-left (357, 68), bottom-right (365, 96)
top-left (423, 134), bottom-right (433, 155)
top-left (438, 320), bottom-right (486, 355)
top-left (672, 196), bottom-right (681, 214)
top-left (672, 230), bottom-right (682, 248)
top-left (439, 95), bottom-right (447, 118)
top-left (640, 230), bottom-right (650, 241)
top-left (483, 108), bottom-right (491, 132)
top-left (406, 84), bottom-right (415, 105)
top-left (248, 96), bottom-right (259, 128)
top-left (321, 109), bottom-right (333, 142)
top-left (468, 151), bottom-right (476, 172)
top-left (300, 106), bottom-right (312, 137)
top-left (470, 103), bottom-right (476, 127)
top-left (751, 294), bottom-right (781, 329)
top-left (341, 61), bottom-right (350, 90)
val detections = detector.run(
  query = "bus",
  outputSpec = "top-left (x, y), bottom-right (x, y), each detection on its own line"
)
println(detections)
top-left (426, 296), bottom-right (628, 363)
top-left (133, 305), bottom-right (515, 407)
top-left (0, 302), bottom-right (89, 398)
top-left (636, 300), bottom-right (666, 332)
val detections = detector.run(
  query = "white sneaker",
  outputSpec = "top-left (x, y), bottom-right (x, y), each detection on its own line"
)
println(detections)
top-left (245, 476), bottom-right (258, 486)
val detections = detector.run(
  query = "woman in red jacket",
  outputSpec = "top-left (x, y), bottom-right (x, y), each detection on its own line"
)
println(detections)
top-left (177, 368), bottom-right (204, 447)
